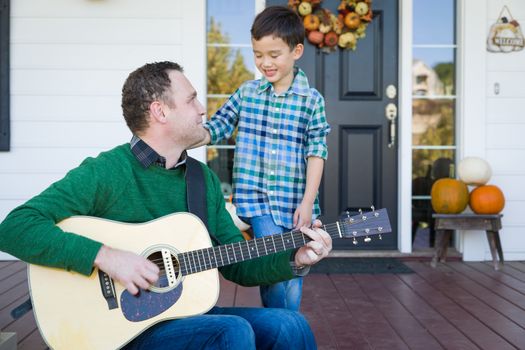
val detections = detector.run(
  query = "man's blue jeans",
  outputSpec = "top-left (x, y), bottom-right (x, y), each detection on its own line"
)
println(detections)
top-left (247, 215), bottom-right (303, 311)
top-left (125, 306), bottom-right (316, 349)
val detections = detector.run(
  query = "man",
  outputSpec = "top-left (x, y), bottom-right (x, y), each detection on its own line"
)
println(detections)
top-left (0, 61), bottom-right (332, 349)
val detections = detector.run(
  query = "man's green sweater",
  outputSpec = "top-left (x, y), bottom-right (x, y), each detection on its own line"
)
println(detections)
top-left (0, 144), bottom-right (295, 285)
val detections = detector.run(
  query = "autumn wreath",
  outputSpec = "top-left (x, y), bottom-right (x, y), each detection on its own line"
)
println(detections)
top-left (288, 0), bottom-right (373, 53)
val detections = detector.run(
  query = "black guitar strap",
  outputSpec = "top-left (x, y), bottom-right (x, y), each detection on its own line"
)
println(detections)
top-left (185, 156), bottom-right (221, 245)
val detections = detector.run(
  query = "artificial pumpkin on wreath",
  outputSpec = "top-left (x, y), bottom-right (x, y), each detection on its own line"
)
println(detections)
top-left (430, 178), bottom-right (469, 214)
top-left (469, 185), bottom-right (505, 215)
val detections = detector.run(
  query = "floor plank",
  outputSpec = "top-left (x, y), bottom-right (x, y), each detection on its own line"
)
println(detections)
top-left (378, 274), bottom-right (479, 349)
top-left (352, 274), bottom-right (443, 349)
top-left (330, 274), bottom-right (411, 349)
top-left (302, 273), bottom-right (368, 349)
top-left (401, 262), bottom-right (515, 350)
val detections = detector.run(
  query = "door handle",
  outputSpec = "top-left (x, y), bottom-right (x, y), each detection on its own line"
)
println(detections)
top-left (385, 103), bottom-right (397, 148)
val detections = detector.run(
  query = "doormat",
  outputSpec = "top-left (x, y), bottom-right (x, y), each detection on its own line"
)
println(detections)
top-left (310, 258), bottom-right (414, 274)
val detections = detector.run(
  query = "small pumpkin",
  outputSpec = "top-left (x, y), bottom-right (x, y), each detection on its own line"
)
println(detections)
top-left (355, 2), bottom-right (369, 16)
top-left (324, 31), bottom-right (339, 47)
top-left (344, 12), bottom-right (361, 29)
top-left (457, 157), bottom-right (492, 186)
top-left (298, 1), bottom-right (313, 16)
top-left (338, 32), bottom-right (356, 49)
top-left (430, 178), bottom-right (469, 214)
top-left (304, 14), bottom-right (321, 31)
top-left (469, 185), bottom-right (505, 214)
top-left (307, 30), bottom-right (324, 45)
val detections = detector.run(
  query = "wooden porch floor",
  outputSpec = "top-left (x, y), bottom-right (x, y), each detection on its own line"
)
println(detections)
top-left (2, 260), bottom-right (525, 349)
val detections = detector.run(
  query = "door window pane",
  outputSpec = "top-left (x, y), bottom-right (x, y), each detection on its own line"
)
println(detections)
top-left (412, 99), bottom-right (455, 146)
top-left (413, 0), bottom-right (456, 45)
top-left (413, 48), bottom-right (455, 95)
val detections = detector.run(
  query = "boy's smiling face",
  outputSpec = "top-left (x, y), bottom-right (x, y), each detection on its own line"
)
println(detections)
top-left (252, 35), bottom-right (304, 94)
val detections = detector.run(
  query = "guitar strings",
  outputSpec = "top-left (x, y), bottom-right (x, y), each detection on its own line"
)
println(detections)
top-left (146, 212), bottom-right (385, 276)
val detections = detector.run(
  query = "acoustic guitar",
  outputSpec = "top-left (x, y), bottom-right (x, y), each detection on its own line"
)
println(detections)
top-left (28, 208), bottom-right (391, 349)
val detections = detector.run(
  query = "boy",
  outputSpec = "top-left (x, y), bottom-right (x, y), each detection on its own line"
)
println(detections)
top-left (201, 6), bottom-right (330, 311)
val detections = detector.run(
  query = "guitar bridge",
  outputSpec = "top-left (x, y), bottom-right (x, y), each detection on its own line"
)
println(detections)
top-left (162, 248), bottom-right (177, 287)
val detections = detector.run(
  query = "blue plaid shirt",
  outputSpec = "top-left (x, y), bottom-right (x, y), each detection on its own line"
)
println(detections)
top-left (205, 68), bottom-right (330, 229)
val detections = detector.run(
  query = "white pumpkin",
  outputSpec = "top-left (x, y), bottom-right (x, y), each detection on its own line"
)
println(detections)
top-left (457, 157), bottom-right (492, 186)
top-left (225, 202), bottom-right (251, 231)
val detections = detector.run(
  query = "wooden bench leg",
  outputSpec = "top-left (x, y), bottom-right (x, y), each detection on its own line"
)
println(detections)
top-left (494, 230), bottom-right (504, 264)
top-left (431, 229), bottom-right (452, 268)
top-left (486, 230), bottom-right (502, 270)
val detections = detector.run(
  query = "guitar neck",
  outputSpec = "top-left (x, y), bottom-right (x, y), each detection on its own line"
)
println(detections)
top-left (178, 224), bottom-right (341, 276)
top-left (177, 208), bottom-right (391, 276)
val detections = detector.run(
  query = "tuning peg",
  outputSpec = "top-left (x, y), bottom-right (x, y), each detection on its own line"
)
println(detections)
top-left (370, 205), bottom-right (375, 212)
top-left (352, 237), bottom-right (358, 245)
top-left (364, 228), bottom-right (371, 242)
top-left (345, 210), bottom-right (351, 217)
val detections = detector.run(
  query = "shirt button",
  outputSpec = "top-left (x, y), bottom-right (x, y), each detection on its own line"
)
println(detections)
top-left (272, 129), bottom-right (278, 134)
top-left (275, 108), bottom-right (280, 112)
top-left (271, 150), bottom-right (276, 154)
top-left (270, 171), bottom-right (274, 175)
top-left (269, 191), bottom-right (274, 195)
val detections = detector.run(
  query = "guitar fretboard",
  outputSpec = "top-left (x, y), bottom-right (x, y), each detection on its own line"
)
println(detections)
top-left (179, 229), bottom-right (313, 276)
top-left (176, 209), bottom-right (389, 276)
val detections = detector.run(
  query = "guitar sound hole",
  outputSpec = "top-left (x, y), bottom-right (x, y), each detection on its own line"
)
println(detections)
top-left (146, 250), bottom-right (181, 290)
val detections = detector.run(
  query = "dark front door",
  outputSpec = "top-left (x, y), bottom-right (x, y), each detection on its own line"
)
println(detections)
top-left (268, 0), bottom-right (399, 249)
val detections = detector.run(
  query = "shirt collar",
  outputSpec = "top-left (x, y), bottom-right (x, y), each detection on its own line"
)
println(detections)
top-left (130, 135), bottom-right (187, 169)
top-left (256, 66), bottom-right (310, 97)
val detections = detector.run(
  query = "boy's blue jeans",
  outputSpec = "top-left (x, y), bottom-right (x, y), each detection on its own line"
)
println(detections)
top-left (125, 306), bottom-right (316, 349)
top-left (247, 214), bottom-right (303, 311)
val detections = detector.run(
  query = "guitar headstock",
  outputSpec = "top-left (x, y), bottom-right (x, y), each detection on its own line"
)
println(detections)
top-left (338, 207), bottom-right (391, 245)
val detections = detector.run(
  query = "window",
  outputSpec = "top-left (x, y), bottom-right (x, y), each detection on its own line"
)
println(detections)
top-left (206, 1), bottom-right (258, 197)
top-left (0, 0), bottom-right (9, 151)
top-left (411, 0), bottom-right (457, 249)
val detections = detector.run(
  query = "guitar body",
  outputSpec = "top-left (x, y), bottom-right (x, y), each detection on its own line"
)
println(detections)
top-left (28, 213), bottom-right (219, 350)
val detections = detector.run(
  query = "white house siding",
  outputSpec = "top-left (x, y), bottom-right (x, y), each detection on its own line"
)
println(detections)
top-left (0, 0), bottom-right (206, 260)
top-left (460, 0), bottom-right (525, 261)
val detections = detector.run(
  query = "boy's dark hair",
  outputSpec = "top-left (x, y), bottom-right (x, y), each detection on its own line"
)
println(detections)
top-left (251, 6), bottom-right (305, 50)
top-left (121, 61), bottom-right (183, 134)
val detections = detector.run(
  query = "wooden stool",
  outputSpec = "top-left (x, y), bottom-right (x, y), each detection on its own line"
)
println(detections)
top-left (431, 214), bottom-right (503, 270)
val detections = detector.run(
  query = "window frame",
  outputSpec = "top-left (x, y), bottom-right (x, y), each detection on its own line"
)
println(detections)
top-left (0, 0), bottom-right (10, 151)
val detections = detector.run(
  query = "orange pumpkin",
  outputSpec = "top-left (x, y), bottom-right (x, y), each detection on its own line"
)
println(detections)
top-left (430, 178), bottom-right (469, 214)
top-left (469, 185), bottom-right (505, 214)
top-left (304, 14), bottom-right (320, 31)
top-left (344, 12), bottom-right (361, 29)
